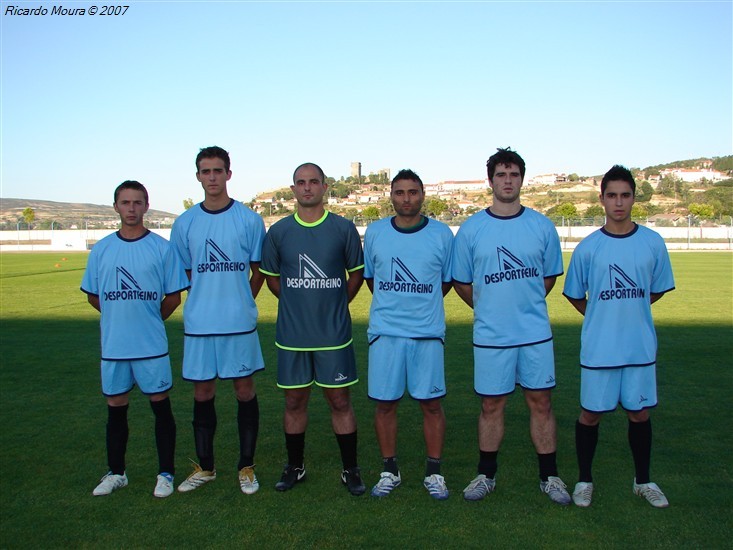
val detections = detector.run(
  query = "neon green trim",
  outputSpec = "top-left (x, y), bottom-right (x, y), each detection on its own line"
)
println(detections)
top-left (347, 264), bottom-right (364, 273)
top-left (294, 210), bottom-right (328, 227)
top-left (316, 378), bottom-right (359, 389)
top-left (275, 339), bottom-right (352, 352)
top-left (259, 269), bottom-right (279, 277)
top-left (276, 381), bottom-right (315, 390)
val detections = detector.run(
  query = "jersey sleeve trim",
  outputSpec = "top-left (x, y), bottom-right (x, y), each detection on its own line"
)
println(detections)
top-left (347, 264), bottom-right (365, 273)
top-left (259, 268), bottom-right (280, 277)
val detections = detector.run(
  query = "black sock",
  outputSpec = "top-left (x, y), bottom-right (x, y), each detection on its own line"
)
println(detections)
top-left (628, 418), bottom-right (652, 484)
top-left (382, 456), bottom-right (399, 475)
top-left (478, 450), bottom-right (498, 479)
top-left (336, 431), bottom-right (358, 470)
top-left (426, 456), bottom-right (441, 477)
top-left (285, 432), bottom-right (305, 468)
top-left (151, 397), bottom-right (176, 475)
top-left (576, 420), bottom-right (599, 483)
top-left (237, 395), bottom-right (259, 470)
top-left (193, 397), bottom-right (216, 471)
top-left (106, 404), bottom-right (129, 475)
top-left (537, 452), bottom-right (558, 482)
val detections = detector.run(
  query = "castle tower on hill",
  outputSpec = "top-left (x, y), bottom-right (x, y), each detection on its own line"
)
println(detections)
top-left (350, 162), bottom-right (362, 179)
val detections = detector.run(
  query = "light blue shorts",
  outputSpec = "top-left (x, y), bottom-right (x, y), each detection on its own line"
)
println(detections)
top-left (580, 365), bottom-right (657, 413)
top-left (368, 335), bottom-right (446, 401)
top-left (277, 344), bottom-right (357, 389)
top-left (101, 355), bottom-right (172, 397)
top-left (473, 339), bottom-right (556, 396)
top-left (183, 331), bottom-right (265, 382)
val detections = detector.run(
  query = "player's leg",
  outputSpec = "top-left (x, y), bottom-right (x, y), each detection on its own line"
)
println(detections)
top-left (420, 398), bottom-right (449, 500)
top-left (233, 376), bottom-right (260, 494)
top-left (368, 334), bottom-right (406, 495)
top-left (574, 367), bottom-right (618, 507)
top-left (372, 400), bottom-right (401, 496)
top-left (276, 349), bottom-right (314, 491)
top-left (178, 336), bottom-right (218, 492)
top-left (518, 341), bottom-right (569, 505)
top-left (93, 361), bottom-right (132, 496)
top-left (622, 366), bottom-right (667, 507)
top-left (149, 391), bottom-right (176, 498)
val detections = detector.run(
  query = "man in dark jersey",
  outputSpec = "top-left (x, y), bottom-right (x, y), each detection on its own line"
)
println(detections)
top-left (260, 162), bottom-right (366, 496)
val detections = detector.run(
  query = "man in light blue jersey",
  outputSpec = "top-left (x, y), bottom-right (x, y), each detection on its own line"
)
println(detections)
top-left (81, 180), bottom-right (189, 498)
top-left (171, 146), bottom-right (267, 495)
top-left (563, 165), bottom-right (674, 508)
top-left (260, 162), bottom-right (366, 496)
top-left (453, 148), bottom-right (571, 505)
top-left (364, 169), bottom-right (453, 500)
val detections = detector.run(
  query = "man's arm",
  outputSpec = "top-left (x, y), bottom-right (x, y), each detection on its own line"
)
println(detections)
top-left (87, 294), bottom-right (101, 312)
top-left (347, 268), bottom-right (364, 303)
top-left (250, 262), bottom-right (265, 299)
top-left (650, 292), bottom-right (666, 305)
top-left (265, 275), bottom-right (281, 298)
top-left (366, 278), bottom-right (374, 294)
top-left (565, 295), bottom-right (587, 316)
top-left (544, 276), bottom-right (557, 296)
top-left (161, 292), bottom-right (181, 320)
top-left (453, 282), bottom-right (473, 308)
top-left (441, 281), bottom-right (453, 297)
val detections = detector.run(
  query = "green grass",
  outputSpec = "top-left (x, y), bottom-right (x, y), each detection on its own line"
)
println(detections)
top-left (1, 251), bottom-right (731, 549)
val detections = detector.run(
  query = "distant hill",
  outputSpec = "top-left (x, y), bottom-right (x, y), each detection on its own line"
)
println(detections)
top-left (0, 198), bottom-right (177, 230)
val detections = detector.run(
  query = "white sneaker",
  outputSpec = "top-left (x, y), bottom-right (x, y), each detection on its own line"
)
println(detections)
top-left (463, 474), bottom-right (496, 501)
top-left (540, 476), bottom-right (572, 506)
top-left (424, 474), bottom-right (449, 500)
top-left (633, 479), bottom-right (669, 508)
top-left (93, 472), bottom-right (128, 496)
top-left (177, 463), bottom-right (216, 492)
top-left (371, 471), bottom-right (401, 497)
top-left (572, 482), bottom-right (593, 507)
top-left (239, 466), bottom-right (260, 495)
top-left (154, 473), bottom-right (174, 498)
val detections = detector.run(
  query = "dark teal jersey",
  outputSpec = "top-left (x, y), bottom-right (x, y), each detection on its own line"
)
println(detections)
top-left (260, 211), bottom-right (364, 350)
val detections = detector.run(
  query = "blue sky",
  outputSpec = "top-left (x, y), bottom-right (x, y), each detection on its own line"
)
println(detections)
top-left (2, 0), bottom-right (731, 214)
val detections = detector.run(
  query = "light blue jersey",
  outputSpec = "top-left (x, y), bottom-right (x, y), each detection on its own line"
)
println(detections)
top-left (170, 199), bottom-right (265, 336)
top-left (452, 207), bottom-right (563, 348)
top-left (563, 224), bottom-right (675, 369)
top-left (81, 230), bottom-right (189, 360)
top-left (364, 216), bottom-right (453, 339)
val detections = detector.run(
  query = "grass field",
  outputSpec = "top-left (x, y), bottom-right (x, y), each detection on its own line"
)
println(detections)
top-left (1, 251), bottom-right (731, 549)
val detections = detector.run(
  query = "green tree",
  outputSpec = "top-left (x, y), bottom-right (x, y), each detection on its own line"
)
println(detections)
top-left (584, 205), bottom-right (605, 218)
top-left (424, 198), bottom-right (447, 218)
top-left (636, 181), bottom-right (654, 203)
top-left (183, 198), bottom-right (194, 210)
top-left (22, 207), bottom-right (35, 228)
top-left (362, 205), bottom-right (380, 220)
top-left (688, 203), bottom-right (715, 219)
top-left (556, 202), bottom-right (578, 218)
top-left (631, 204), bottom-right (648, 219)
top-left (567, 173), bottom-right (579, 182)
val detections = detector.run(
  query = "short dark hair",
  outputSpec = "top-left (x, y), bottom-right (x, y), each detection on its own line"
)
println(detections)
top-left (196, 146), bottom-right (231, 172)
top-left (114, 180), bottom-right (148, 204)
top-left (601, 165), bottom-right (636, 195)
top-left (292, 162), bottom-right (326, 183)
top-left (391, 169), bottom-right (423, 190)
top-left (486, 147), bottom-right (526, 182)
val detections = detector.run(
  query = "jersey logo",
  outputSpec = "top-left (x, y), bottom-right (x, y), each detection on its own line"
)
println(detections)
top-left (299, 254), bottom-right (328, 279)
top-left (103, 267), bottom-right (158, 302)
top-left (484, 247), bottom-right (539, 285)
top-left (116, 266), bottom-right (141, 291)
top-left (596, 264), bottom-right (645, 301)
top-left (286, 254), bottom-right (341, 289)
top-left (377, 257), bottom-right (433, 294)
top-left (205, 239), bottom-right (231, 263)
top-left (196, 239), bottom-right (247, 274)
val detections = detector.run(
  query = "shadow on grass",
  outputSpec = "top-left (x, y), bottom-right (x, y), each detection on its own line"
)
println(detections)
top-left (1, 317), bottom-right (731, 547)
